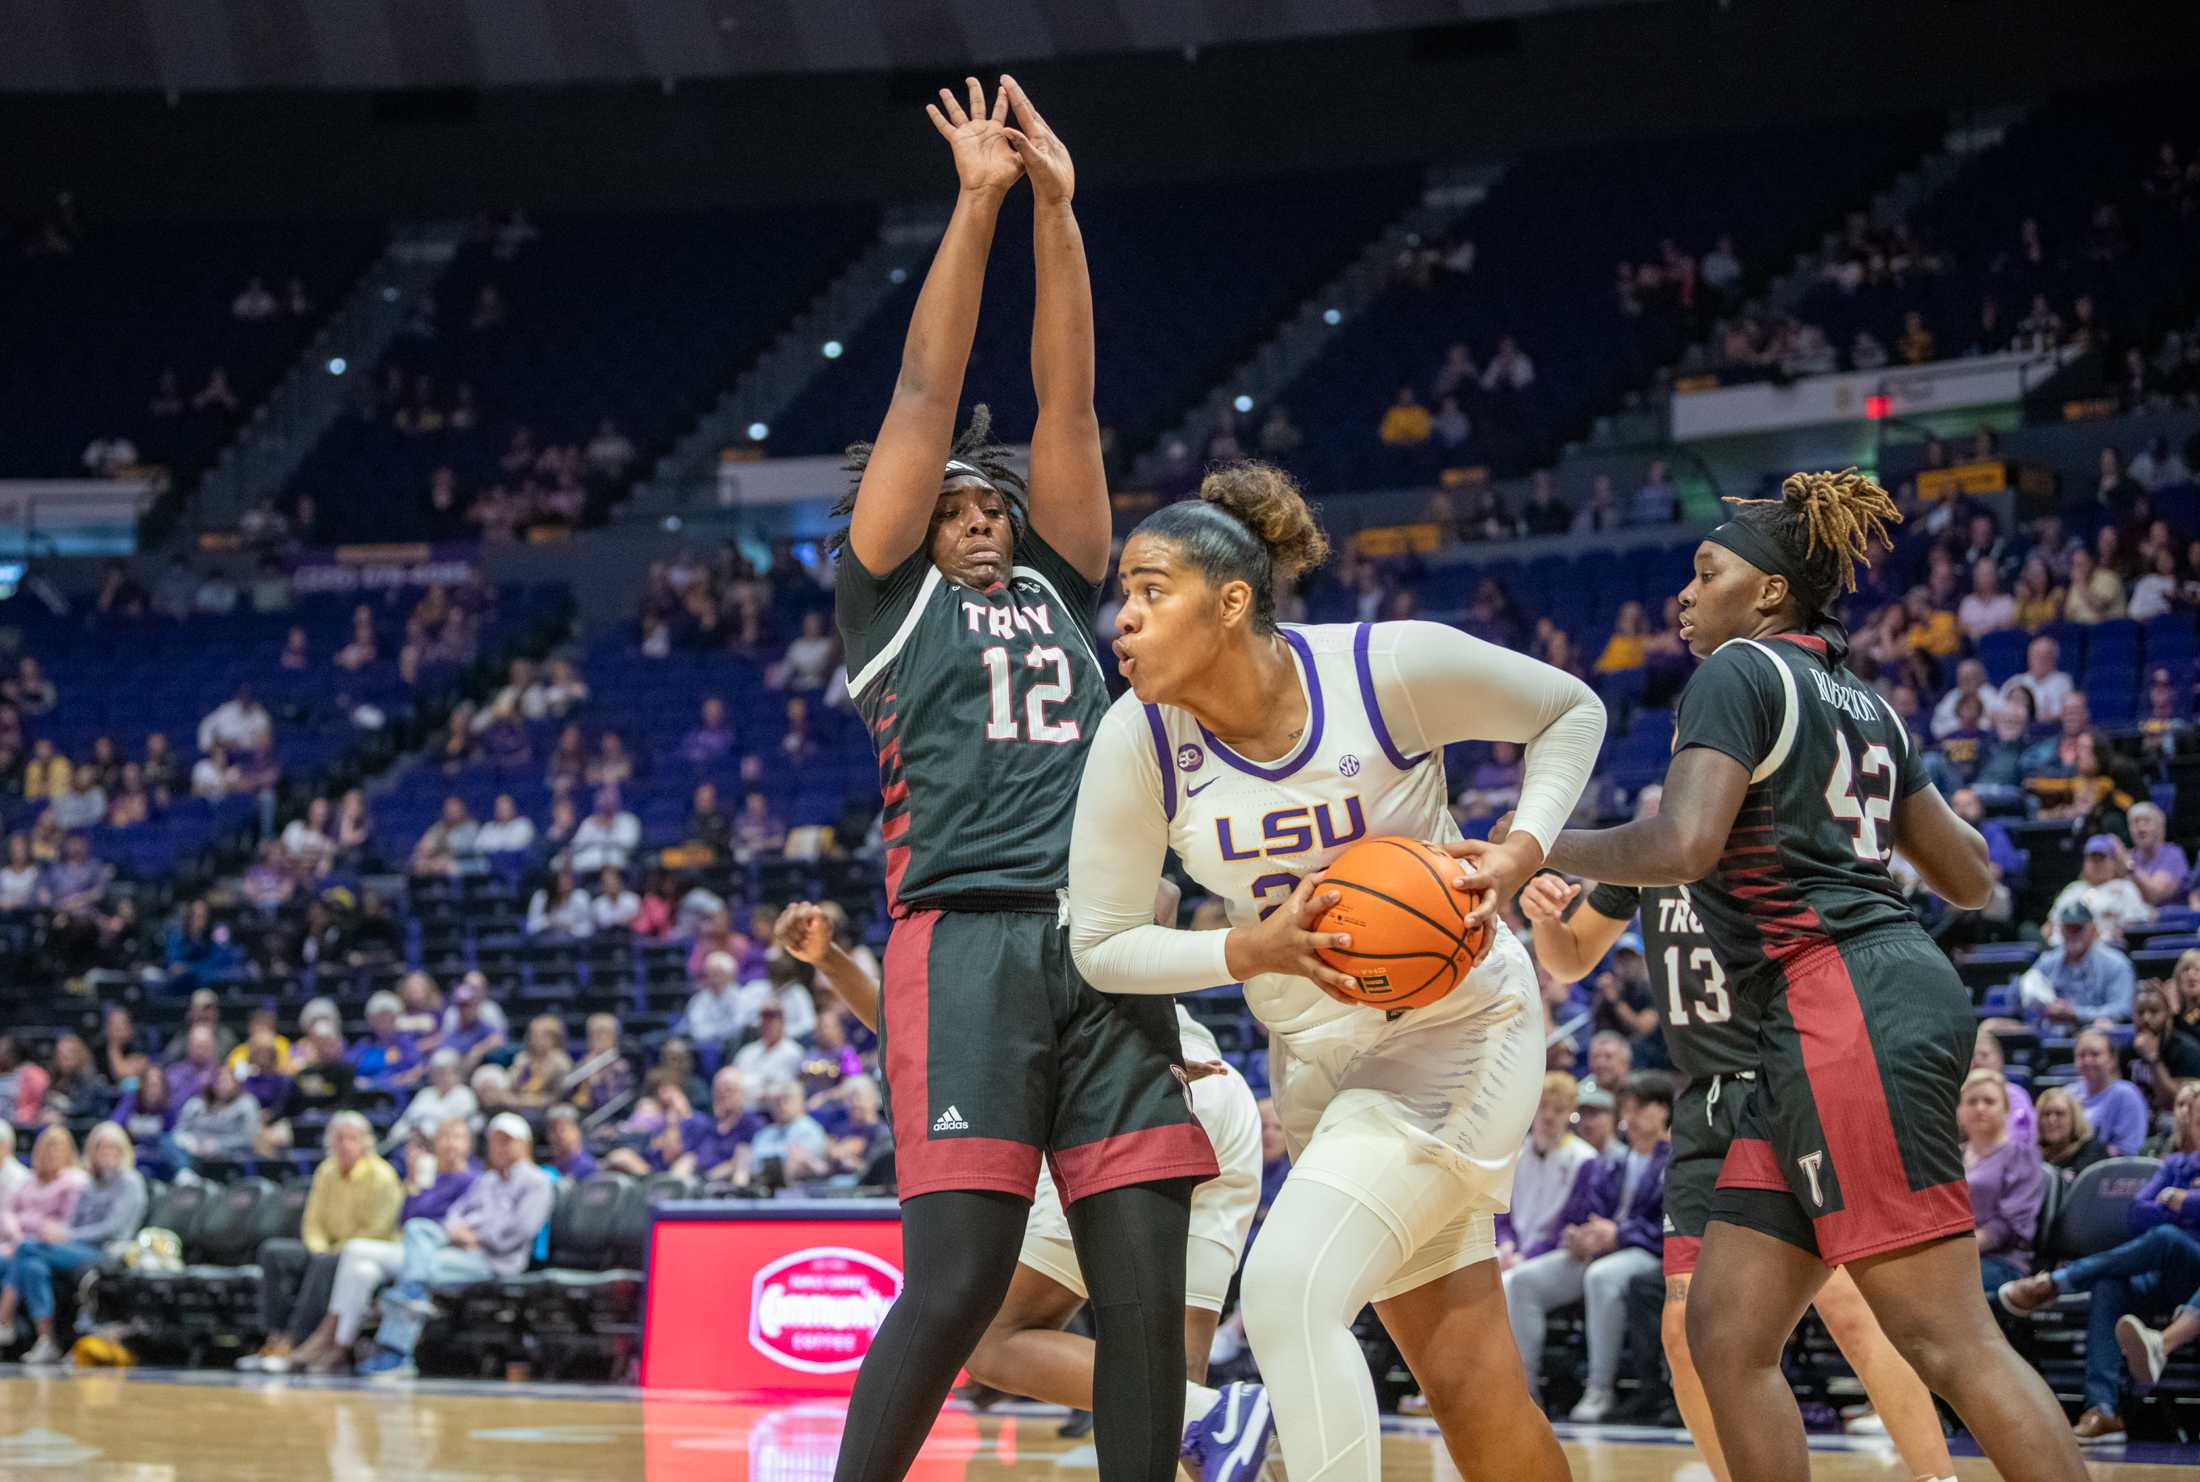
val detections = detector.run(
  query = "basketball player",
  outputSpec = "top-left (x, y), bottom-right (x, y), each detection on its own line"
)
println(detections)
top-left (831, 77), bottom-right (1215, 1482)
top-left (772, 896), bottom-right (1270, 1473)
top-left (1067, 462), bottom-right (1604, 1482)
top-left (1517, 797), bottom-right (1956, 1482)
top-left (1529, 470), bottom-right (2087, 1482)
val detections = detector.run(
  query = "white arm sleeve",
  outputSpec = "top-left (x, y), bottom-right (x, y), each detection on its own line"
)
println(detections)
top-left (1370, 620), bottom-right (1606, 855)
top-left (1068, 703), bottom-right (1234, 996)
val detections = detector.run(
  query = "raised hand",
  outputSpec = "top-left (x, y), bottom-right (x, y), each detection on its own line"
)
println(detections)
top-left (999, 74), bottom-right (1074, 206)
top-left (926, 76), bottom-right (1024, 197)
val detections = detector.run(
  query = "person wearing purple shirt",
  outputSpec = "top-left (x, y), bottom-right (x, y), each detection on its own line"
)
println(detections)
top-left (2126, 802), bottom-right (2188, 908)
top-left (347, 991), bottom-right (424, 1091)
top-left (1961, 1070), bottom-right (2045, 1291)
top-left (1503, 1073), bottom-right (1671, 1422)
top-left (1997, 1127), bottom-right (2200, 1443)
top-left (679, 1067), bottom-right (767, 1182)
top-left (1971, 1026), bottom-right (2037, 1147)
top-left (440, 980), bottom-right (506, 1067)
top-left (545, 1106), bottom-right (598, 1184)
top-left (164, 1025), bottom-right (221, 1113)
top-left (2073, 1030), bottom-right (2150, 1156)
top-left (677, 697), bottom-right (735, 767)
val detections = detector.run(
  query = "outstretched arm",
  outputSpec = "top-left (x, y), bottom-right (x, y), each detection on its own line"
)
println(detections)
top-left (846, 78), bottom-right (1023, 575)
top-left (1002, 75), bottom-right (1109, 582)
top-left (1542, 745), bottom-right (1751, 885)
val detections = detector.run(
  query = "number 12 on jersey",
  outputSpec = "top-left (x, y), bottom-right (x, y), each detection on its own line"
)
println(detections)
top-left (980, 646), bottom-right (1081, 744)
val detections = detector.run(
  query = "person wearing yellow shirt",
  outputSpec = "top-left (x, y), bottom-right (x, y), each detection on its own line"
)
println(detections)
top-left (223, 1010), bottom-right (293, 1076)
top-left (22, 741), bottom-right (68, 802)
top-left (1594, 602), bottom-right (1650, 674)
top-left (1903, 587), bottom-right (1962, 660)
top-left (2062, 548), bottom-right (2127, 624)
top-left (1378, 386), bottom-right (1432, 447)
top-left (238, 1113), bottom-right (402, 1374)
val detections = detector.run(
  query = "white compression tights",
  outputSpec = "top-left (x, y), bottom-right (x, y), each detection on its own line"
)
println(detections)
top-left (1237, 1178), bottom-right (1406, 1482)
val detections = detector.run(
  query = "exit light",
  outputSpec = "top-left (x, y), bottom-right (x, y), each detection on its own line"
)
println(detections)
top-left (1863, 394), bottom-right (1891, 420)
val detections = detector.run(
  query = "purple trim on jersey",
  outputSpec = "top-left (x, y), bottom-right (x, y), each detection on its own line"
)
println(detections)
top-left (1144, 704), bottom-right (1178, 822)
top-left (1198, 628), bottom-right (1326, 782)
top-left (1353, 622), bottom-right (1428, 771)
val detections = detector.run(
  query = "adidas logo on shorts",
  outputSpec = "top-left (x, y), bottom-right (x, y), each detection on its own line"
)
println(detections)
top-left (932, 1105), bottom-right (970, 1133)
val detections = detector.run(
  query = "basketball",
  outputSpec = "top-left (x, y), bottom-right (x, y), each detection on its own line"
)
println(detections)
top-left (1312, 836), bottom-right (1490, 1009)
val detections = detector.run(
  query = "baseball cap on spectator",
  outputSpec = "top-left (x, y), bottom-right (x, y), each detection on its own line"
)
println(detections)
top-left (365, 990), bottom-right (402, 1018)
top-left (1576, 1086), bottom-right (1616, 1111)
top-left (705, 951), bottom-right (736, 979)
top-left (2082, 834), bottom-right (2119, 856)
top-left (2057, 900), bottom-right (2095, 927)
top-left (300, 995), bottom-right (341, 1033)
top-left (487, 1111), bottom-right (533, 1143)
top-left (1615, 932), bottom-right (1645, 956)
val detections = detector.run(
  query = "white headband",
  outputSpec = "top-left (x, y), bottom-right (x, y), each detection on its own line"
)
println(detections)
top-left (943, 459), bottom-right (994, 487)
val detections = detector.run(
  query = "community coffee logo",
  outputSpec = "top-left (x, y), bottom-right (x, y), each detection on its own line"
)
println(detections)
top-left (749, 1247), bottom-right (903, 1373)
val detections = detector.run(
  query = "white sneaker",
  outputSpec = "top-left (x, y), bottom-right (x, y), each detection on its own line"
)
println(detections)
top-left (1842, 1410), bottom-right (1888, 1436)
top-left (1396, 1392), bottom-right (1431, 1416)
top-left (2116, 1314), bottom-right (2167, 1388)
top-left (259, 1353), bottom-right (292, 1375)
top-left (1568, 1388), bottom-right (1616, 1424)
top-left (20, 1336), bottom-right (63, 1366)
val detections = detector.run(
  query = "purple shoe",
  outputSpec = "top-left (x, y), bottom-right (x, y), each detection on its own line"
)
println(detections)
top-left (1181, 1383), bottom-right (1275, 1482)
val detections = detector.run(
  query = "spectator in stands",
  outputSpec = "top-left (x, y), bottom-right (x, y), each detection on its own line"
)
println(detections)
top-left (302, 1119), bottom-right (478, 1376)
top-left (733, 789), bottom-right (787, 860)
top-left (165, 1063), bottom-right (261, 1172)
top-left (1930, 658), bottom-right (2005, 741)
top-left (99, 1007), bottom-right (147, 1087)
top-left (474, 795), bottom-right (534, 861)
top-left (569, 787), bottom-right (639, 873)
top-left (45, 762), bottom-right (105, 832)
top-left (0, 1122), bottom-right (141, 1364)
top-left (777, 615), bottom-right (840, 693)
top-left (164, 1017), bottom-right (225, 1105)
top-left (591, 867), bottom-right (640, 932)
top-left (39, 1035), bottom-right (108, 1123)
top-left (1520, 471), bottom-right (1570, 537)
top-left (2005, 636), bottom-right (2073, 719)
top-left (1962, 1068), bottom-right (2045, 1291)
top-left (1998, 1138), bottom-right (2200, 1444)
top-left (569, 1014), bottom-right (634, 1116)
top-left (828, 1076), bottom-right (892, 1179)
top-left (2163, 960), bottom-right (2200, 1067)
top-left (1970, 700), bottom-right (2034, 805)
top-left (0, 1126), bottom-right (84, 1271)
top-left (440, 978), bottom-right (507, 1069)
top-left (4, 658), bottom-right (55, 718)
top-left (231, 275), bottom-right (277, 320)
top-left (357, 1112), bottom-right (554, 1379)
top-left (586, 732), bottom-right (634, 788)
top-left (2127, 803), bottom-right (2187, 907)
top-left (410, 796), bottom-right (481, 879)
top-left (682, 1067), bottom-right (767, 1183)
top-left (41, 834), bottom-right (113, 918)
top-left (2130, 545), bottom-right (2182, 623)
top-left (1504, 1071), bottom-right (1670, 1422)
top-left (2131, 982), bottom-right (2199, 1118)
top-left (1927, 693), bottom-right (1991, 794)
top-left (732, 1002), bottom-right (805, 1098)
top-left (779, 696), bottom-right (817, 765)
top-left (676, 699), bottom-right (736, 770)
top-left (684, 782), bottom-right (731, 858)
top-left (1629, 460), bottom-right (1677, 525)
top-left (2023, 694), bottom-right (2094, 790)
top-left (2070, 1030), bottom-right (2150, 1158)
top-left (525, 866), bottom-right (594, 940)
top-left (1592, 603), bottom-right (1649, 675)
top-left (1570, 1082), bottom-right (1618, 1157)
top-left (1500, 1072), bottom-right (1596, 1270)
top-left (390, 1050), bottom-right (478, 1147)
top-left (0, 1036), bottom-right (48, 1127)
top-left (1482, 334), bottom-right (1536, 391)
top-left (105, 764), bottom-right (155, 829)
top-left (279, 798), bottom-right (337, 878)
top-left (680, 951), bottom-right (756, 1053)
top-left (190, 741), bottom-right (244, 800)
top-left (2064, 547), bottom-right (2128, 623)
top-left (1378, 386), bottom-right (1431, 447)
top-left (2045, 837), bottom-right (2154, 948)
top-left (259, 1017), bottom-right (357, 1156)
top-left (585, 418), bottom-right (635, 481)
top-left (1570, 474), bottom-right (1622, 535)
top-left (198, 683), bottom-right (272, 756)
top-left (0, 835), bottom-right (38, 913)
top-left (0, 1124), bottom-right (23, 1216)
top-left (350, 991), bottom-right (423, 1092)
top-left (1586, 1030), bottom-right (1632, 1099)
top-left (2016, 903), bottom-right (2136, 1030)
top-left (508, 1015), bottom-right (573, 1110)
top-left (114, 1061), bottom-right (176, 1165)
top-left (239, 1112), bottom-right (400, 1374)
top-left (752, 1080), bottom-right (831, 1187)
top-left (2036, 1087), bottom-right (2108, 1180)
top-left (543, 1105), bottom-right (597, 1183)
top-left (1431, 396), bottom-right (1470, 451)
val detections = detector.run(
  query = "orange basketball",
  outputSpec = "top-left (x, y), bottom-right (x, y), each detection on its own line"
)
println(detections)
top-left (1313, 835), bottom-right (1490, 1009)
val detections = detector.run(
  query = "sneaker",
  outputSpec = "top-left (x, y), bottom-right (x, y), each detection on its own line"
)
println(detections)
top-left (357, 1348), bottom-right (416, 1381)
top-left (1568, 1387), bottom-right (1616, 1424)
top-left (2116, 1315), bottom-right (2167, 1389)
top-left (1842, 1410), bottom-right (1888, 1436)
top-left (259, 1352), bottom-right (292, 1375)
top-left (1997, 1273), bottom-right (2057, 1317)
top-left (1396, 1391), bottom-right (1431, 1416)
top-left (1056, 1410), bottom-right (1093, 1439)
top-left (20, 1336), bottom-right (63, 1366)
top-left (382, 1283), bottom-right (437, 1318)
top-left (1181, 1382), bottom-right (1276, 1482)
top-left (235, 1351), bottom-right (266, 1372)
top-left (2071, 1407), bottom-right (2125, 1444)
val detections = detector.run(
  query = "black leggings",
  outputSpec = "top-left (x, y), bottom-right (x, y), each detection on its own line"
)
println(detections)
top-left (832, 1179), bottom-right (1195, 1482)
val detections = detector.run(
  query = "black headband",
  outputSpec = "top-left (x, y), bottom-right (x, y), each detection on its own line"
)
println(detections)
top-left (1706, 518), bottom-right (1820, 609)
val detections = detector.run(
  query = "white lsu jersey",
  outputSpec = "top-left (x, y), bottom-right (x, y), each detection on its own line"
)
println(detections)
top-left (1132, 622), bottom-right (1522, 1041)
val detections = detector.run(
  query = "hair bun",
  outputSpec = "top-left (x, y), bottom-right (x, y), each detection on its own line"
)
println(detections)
top-left (1198, 462), bottom-right (1330, 579)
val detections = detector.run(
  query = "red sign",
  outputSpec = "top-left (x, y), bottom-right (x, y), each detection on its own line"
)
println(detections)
top-left (747, 1247), bottom-right (901, 1374)
top-left (644, 1208), bottom-right (940, 1396)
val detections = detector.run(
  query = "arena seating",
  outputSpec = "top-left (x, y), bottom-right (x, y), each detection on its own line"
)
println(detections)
top-left (0, 218), bottom-right (380, 482)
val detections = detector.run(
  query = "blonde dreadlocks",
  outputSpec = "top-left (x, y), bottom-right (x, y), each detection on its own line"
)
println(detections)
top-left (1720, 467), bottom-right (1901, 614)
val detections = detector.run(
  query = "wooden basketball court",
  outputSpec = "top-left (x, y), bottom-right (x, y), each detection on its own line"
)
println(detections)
top-left (1, 1368), bottom-right (2192, 1479)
